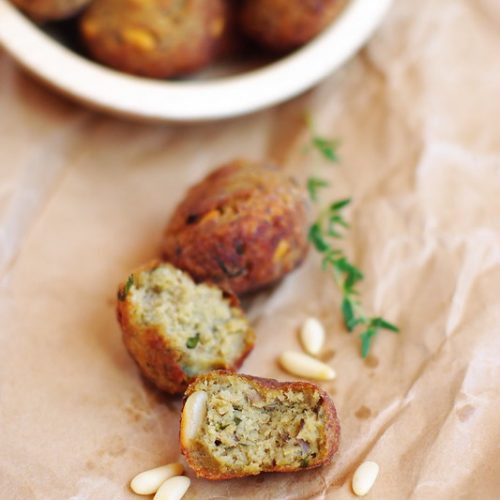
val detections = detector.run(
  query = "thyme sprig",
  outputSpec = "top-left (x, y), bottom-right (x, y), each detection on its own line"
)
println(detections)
top-left (306, 129), bottom-right (399, 358)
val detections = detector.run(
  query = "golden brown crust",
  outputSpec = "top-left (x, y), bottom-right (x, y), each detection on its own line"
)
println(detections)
top-left (80, 0), bottom-right (227, 78)
top-left (181, 371), bottom-right (340, 479)
top-left (214, 0), bottom-right (247, 58)
top-left (12, 0), bottom-right (90, 21)
top-left (162, 159), bottom-right (309, 296)
top-left (116, 262), bottom-right (255, 394)
top-left (239, 0), bottom-right (345, 53)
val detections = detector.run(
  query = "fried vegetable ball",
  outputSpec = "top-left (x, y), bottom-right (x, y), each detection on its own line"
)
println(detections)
top-left (180, 371), bottom-right (340, 479)
top-left (12, 0), bottom-right (90, 21)
top-left (239, 0), bottom-right (344, 52)
top-left (80, 0), bottom-right (228, 78)
top-left (162, 159), bottom-right (309, 296)
top-left (116, 262), bottom-right (255, 394)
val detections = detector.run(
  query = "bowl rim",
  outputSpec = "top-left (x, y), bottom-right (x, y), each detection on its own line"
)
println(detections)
top-left (0, 0), bottom-right (393, 122)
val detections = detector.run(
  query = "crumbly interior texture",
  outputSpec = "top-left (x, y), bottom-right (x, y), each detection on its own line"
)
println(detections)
top-left (190, 376), bottom-right (328, 474)
top-left (129, 264), bottom-right (249, 376)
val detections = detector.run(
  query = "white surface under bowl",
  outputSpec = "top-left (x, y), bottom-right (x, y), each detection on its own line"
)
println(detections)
top-left (0, 0), bottom-right (393, 122)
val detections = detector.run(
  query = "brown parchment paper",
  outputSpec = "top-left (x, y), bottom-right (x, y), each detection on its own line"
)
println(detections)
top-left (1, 0), bottom-right (500, 498)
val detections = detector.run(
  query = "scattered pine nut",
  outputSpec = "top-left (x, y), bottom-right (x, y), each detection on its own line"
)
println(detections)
top-left (279, 351), bottom-right (336, 381)
top-left (153, 476), bottom-right (191, 500)
top-left (130, 463), bottom-right (184, 495)
top-left (300, 317), bottom-right (325, 356)
top-left (180, 391), bottom-right (208, 445)
top-left (352, 461), bottom-right (379, 496)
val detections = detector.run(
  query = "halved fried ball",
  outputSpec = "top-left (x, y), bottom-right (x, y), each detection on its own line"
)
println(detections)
top-left (239, 0), bottom-right (344, 52)
top-left (180, 371), bottom-right (340, 479)
top-left (163, 160), bottom-right (309, 295)
top-left (80, 0), bottom-right (228, 78)
top-left (12, 0), bottom-right (90, 21)
top-left (116, 262), bottom-right (255, 394)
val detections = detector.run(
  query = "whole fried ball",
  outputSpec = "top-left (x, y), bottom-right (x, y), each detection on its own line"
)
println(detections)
top-left (12, 0), bottom-right (90, 21)
top-left (239, 0), bottom-right (344, 53)
top-left (163, 160), bottom-right (309, 295)
top-left (80, 0), bottom-right (228, 78)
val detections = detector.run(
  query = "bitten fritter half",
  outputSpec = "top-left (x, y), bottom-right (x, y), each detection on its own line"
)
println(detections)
top-left (180, 371), bottom-right (340, 479)
top-left (116, 262), bottom-right (255, 394)
top-left (163, 159), bottom-right (309, 295)
top-left (80, 0), bottom-right (228, 78)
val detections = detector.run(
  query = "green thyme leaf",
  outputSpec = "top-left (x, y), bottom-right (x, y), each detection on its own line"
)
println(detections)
top-left (186, 333), bottom-right (201, 349)
top-left (341, 298), bottom-right (358, 332)
top-left (300, 458), bottom-right (310, 468)
top-left (334, 257), bottom-right (363, 280)
top-left (118, 274), bottom-right (134, 301)
top-left (345, 271), bottom-right (363, 292)
top-left (312, 137), bottom-right (340, 163)
top-left (330, 198), bottom-right (351, 211)
top-left (370, 317), bottom-right (400, 332)
top-left (305, 113), bottom-right (340, 163)
top-left (234, 416), bottom-right (242, 425)
top-left (307, 177), bottom-right (330, 202)
top-left (360, 328), bottom-right (377, 359)
top-left (308, 223), bottom-right (330, 253)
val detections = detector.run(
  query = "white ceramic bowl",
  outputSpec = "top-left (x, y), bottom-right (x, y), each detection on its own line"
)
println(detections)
top-left (0, 0), bottom-right (392, 122)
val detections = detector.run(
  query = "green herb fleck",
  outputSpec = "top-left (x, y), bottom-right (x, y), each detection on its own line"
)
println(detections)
top-left (118, 275), bottom-right (134, 301)
top-left (300, 458), bottom-right (310, 468)
top-left (186, 333), bottom-right (200, 349)
top-left (234, 416), bottom-right (242, 425)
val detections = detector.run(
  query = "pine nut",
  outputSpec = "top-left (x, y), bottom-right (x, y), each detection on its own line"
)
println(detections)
top-left (153, 476), bottom-right (191, 500)
top-left (180, 391), bottom-right (208, 445)
top-left (130, 463), bottom-right (184, 495)
top-left (279, 351), bottom-right (336, 381)
top-left (352, 461), bottom-right (379, 496)
top-left (300, 317), bottom-right (325, 356)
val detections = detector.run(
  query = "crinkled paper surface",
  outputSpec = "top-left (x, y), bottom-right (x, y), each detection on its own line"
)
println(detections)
top-left (1, 0), bottom-right (500, 498)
